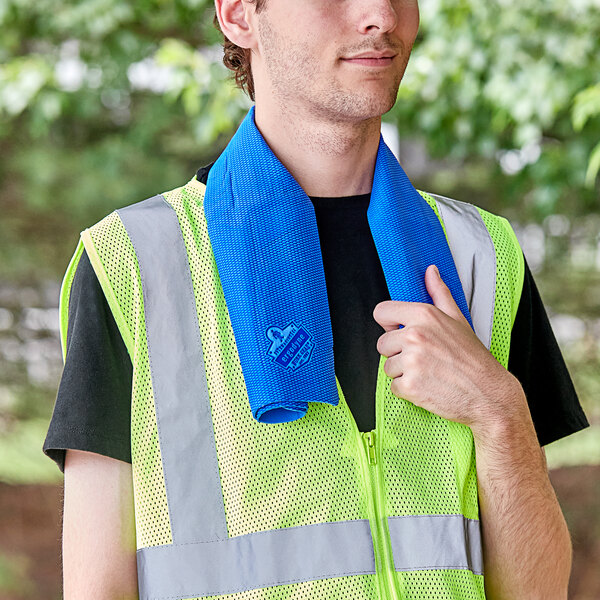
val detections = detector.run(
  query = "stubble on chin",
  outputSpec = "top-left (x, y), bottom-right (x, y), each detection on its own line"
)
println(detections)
top-left (257, 15), bottom-right (411, 122)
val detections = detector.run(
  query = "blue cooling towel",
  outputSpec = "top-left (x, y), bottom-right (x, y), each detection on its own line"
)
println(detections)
top-left (204, 107), bottom-right (472, 424)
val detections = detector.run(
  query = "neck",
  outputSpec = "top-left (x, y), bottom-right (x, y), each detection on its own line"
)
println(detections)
top-left (253, 101), bottom-right (382, 198)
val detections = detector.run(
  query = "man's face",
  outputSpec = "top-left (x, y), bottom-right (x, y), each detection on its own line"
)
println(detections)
top-left (251, 0), bottom-right (420, 122)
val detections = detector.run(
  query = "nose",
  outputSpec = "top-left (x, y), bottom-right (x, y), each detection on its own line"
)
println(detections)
top-left (356, 0), bottom-right (398, 34)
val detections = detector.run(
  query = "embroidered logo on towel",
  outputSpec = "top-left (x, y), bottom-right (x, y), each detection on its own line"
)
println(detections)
top-left (266, 322), bottom-right (315, 372)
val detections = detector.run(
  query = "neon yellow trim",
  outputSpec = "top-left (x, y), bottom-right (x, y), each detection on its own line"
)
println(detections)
top-left (81, 226), bottom-right (135, 358)
top-left (58, 240), bottom-right (85, 362)
top-left (418, 189), bottom-right (450, 243)
top-left (501, 216), bottom-right (525, 327)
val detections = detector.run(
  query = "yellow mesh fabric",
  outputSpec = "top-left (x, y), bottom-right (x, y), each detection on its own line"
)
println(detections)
top-left (421, 190), bottom-right (479, 523)
top-left (445, 419), bottom-right (479, 521)
top-left (83, 213), bottom-right (172, 548)
top-left (401, 571), bottom-right (485, 599)
top-left (380, 355), bottom-right (478, 518)
top-left (189, 574), bottom-right (378, 600)
top-left (381, 194), bottom-right (524, 598)
top-left (419, 190), bottom-right (444, 226)
top-left (163, 181), bottom-right (369, 538)
top-left (477, 210), bottom-right (525, 368)
top-left (83, 213), bottom-right (138, 351)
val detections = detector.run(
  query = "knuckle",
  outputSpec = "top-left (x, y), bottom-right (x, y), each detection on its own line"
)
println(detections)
top-left (402, 374), bottom-right (418, 397)
top-left (426, 304), bottom-right (440, 323)
top-left (422, 303), bottom-right (438, 320)
top-left (383, 357), bottom-right (393, 376)
top-left (405, 326), bottom-right (426, 345)
top-left (403, 352), bottom-right (419, 371)
top-left (376, 333), bottom-right (387, 355)
top-left (372, 303), bottom-right (382, 320)
top-left (412, 344), bottom-right (428, 362)
top-left (374, 300), bottom-right (393, 320)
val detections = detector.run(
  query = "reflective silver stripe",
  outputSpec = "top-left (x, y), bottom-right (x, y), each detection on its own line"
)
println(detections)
top-left (431, 193), bottom-right (496, 351)
top-left (388, 515), bottom-right (483, 575)
top-left (136, 519), bottom-right (376, 600)
top-left (118, 195), bottom-right (227, 544)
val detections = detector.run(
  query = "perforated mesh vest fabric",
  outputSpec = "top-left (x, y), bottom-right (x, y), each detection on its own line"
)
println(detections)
top-left (58, 177), bottom-right (525, 600)
top-left (80, 214), bottom-right (173, 548)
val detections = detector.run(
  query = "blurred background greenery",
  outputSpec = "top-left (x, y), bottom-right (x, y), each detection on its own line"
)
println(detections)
top-left (0, 0), bottom-right (598, 598)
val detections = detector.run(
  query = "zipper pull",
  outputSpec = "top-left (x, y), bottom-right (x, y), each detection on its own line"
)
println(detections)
top-left (364, 430), bottom-right (377, 465)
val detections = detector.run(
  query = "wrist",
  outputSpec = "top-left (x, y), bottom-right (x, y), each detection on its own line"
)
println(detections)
top-left (470, 375), bottom-right (533, 446)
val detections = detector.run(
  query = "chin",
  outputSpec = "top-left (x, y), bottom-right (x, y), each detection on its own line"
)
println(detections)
top-left (345, 91), bottom-right (399, 120)
top-left (306, 80), bottom-right (400, 122)
top-left (339, 77), bottom-right (401, 115)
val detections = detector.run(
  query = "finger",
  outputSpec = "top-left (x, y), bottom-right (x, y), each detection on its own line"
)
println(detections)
top-left (373, 299), bottom-right (428, 331)
top-left (383, 354), bottom-right (403, 379)
top-left (424, 265), bottom-right (467, 323)
top-left (376, 329), bottom-right (403, 357)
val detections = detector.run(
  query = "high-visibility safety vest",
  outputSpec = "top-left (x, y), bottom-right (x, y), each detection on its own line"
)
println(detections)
top-left (59, 176), bottom-right (524, 600)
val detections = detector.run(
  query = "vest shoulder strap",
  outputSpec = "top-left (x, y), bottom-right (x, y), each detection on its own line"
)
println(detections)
top-left (60, 178), bottom-right (203, 364)
top-left (420, 190), bottom-right (525, 365)
top-left (59, 206), bottom-right (140, 363)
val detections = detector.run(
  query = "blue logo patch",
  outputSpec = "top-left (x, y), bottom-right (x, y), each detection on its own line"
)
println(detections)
top-left (266, 322), bottom-right (315, 372)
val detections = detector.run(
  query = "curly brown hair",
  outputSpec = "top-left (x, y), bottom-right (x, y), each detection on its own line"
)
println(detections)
top-left (213, 0), bottom-right (268, 102)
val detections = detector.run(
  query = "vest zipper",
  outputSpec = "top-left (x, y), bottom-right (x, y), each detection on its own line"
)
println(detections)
top-left (360, 429), bottom-right (400, 600)
top-left (337, 372), bottom-right (402, 600)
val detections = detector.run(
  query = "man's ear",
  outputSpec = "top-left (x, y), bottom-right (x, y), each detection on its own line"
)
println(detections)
top-left (215, 0), bottom-right (258, 49)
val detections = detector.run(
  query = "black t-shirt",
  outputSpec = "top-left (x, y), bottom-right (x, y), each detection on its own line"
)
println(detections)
top-left (43, 166), bottom-right (589, 473)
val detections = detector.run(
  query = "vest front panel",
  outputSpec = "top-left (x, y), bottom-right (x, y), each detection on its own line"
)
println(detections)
top-left (69, 177), bottom-right (523, 600)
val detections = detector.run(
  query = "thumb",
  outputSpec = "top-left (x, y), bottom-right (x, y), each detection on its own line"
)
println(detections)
top-left (425, 265), bottom-right (466, 323)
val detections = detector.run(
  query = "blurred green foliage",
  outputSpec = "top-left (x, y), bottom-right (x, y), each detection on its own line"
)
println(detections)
top-left (0, 0), bottom-right (598, 482)
top-left (393, 0), bottom-right (600, 220)
top-left (0, 552), bottom-right (35, 597)
top-left (573, 82), bottom-right (600, 186)
top-left (1, 0), bottom-right (598, 275)
top-left (0, 0), bottom-right (249, 280)
top-left (0, 417), bottom-right (60, 484)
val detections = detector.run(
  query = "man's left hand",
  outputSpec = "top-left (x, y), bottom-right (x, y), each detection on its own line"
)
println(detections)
top-left (373, 264), bottom-right (526, 432)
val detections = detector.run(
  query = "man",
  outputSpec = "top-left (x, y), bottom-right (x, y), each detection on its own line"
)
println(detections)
top-left (43, 0), bottom-right (589, 598)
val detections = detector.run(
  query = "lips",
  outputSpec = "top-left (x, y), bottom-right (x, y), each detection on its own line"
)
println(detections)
top-left (341, 55), bottom-right (396, 67)
top-left (344, 51), bottom-right (397, 60)
top-left (340, 50), bottom-right (397, 67)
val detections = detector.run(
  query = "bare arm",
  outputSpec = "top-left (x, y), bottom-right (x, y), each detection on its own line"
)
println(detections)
top-left (63, 449), bottom-right (139, 599)
top-left (472, 391), bottom-right (571, 599)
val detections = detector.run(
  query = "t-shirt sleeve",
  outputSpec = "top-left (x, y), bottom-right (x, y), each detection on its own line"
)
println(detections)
top-left (508, 256), bottom-right (589, 447)
top-left (42, 248), bottom-right (133, 473)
